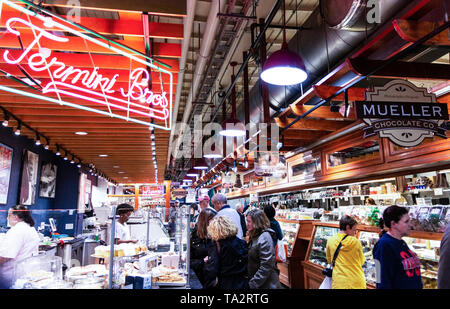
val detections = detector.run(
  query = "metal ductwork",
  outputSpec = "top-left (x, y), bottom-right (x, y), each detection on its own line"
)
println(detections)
top-left (240, 0), bottom-right (411, 125)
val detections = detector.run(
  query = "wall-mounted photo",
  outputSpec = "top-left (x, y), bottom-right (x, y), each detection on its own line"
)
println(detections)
top-left (19, 150), bottom-right (39, 205)
top-left (39, 162), bottom-right (57, 198)
top-left (0, 143), bottom-right (13, 204)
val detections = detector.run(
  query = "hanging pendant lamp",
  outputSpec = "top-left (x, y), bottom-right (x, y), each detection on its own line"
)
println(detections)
top-left (193, 158), bottom-right (209, 170)
top-left (186, 168), bottom-right (199, 177)
top-left (219, 62), bottom-right (246, 137)
top-left (260, 0), bottom-right (307, 86)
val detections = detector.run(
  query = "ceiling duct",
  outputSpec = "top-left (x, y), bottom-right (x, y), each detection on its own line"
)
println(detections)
top-left (242, 0), bottom-right (410, 124)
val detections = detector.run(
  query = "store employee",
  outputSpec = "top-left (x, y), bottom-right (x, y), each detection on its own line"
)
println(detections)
top-left (114, 204), bottom-right (138, 244)
top-left (0, 205), bottom-right (40, 289)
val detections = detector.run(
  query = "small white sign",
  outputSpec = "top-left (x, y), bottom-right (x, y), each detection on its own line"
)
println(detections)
top-left (434, 188), bottom-right (443, 195)
top-left (65, 224), bottom-right (74, 230)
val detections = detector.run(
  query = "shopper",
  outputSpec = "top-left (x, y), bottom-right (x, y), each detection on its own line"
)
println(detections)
top-left (168, 201), bottom-right (179, 237)
top-left (438, 222), bottom-right (450, 289)
top-left (190, 208), bottom-right (216, 286)
top-left (373, 205), bottom-right (422, 289)
top-left (203, 216), bottom-right (249, 289)
top-left (190, 203), bottom-right (199, 231)
top-left (325, 215), bottom-right (366, 289)
top-left (263, 205), bottom-right (283, 247)
top-left (365, 198), bottom-right (377, 206)
top-left (114, 203), bottom-right (138, 244)
top-left (236, 203), bottom-right (248, 238)
top-left (246, 209), bottom-right (280, 289)
top-left (211, 193), bottom-right (243, 239)
top-left (0, 205), bottom-right (40, 289)
top-left (198, 195), bottom-right (212, 212)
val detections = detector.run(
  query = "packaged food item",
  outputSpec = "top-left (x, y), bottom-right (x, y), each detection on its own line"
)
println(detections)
top-left (428, 206), bottom-right (447, 233)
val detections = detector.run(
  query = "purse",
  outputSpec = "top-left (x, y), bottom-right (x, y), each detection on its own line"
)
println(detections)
top-left (322, 234), bottom-right (349, 277)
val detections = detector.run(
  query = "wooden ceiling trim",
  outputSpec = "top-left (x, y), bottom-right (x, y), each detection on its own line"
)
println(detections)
top-left (393, 19), bottom-right (450, 46)
top-left (36, 0), bottom-right (187, 17)
top-left (275, 117), bottom-right (353, 131)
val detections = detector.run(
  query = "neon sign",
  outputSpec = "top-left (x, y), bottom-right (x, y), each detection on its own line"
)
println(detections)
top-left (0, 0), bottom-right (172, 130)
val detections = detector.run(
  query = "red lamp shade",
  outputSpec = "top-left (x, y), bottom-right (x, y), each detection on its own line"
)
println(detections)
top-left (186, 168), bottom-right (199, 177)
top-left (193, 158), bottom-right (208, 170)
top-left (219, 117), bottom-right (246, 137)
top-left (260, 43), bottom-right (307, 86)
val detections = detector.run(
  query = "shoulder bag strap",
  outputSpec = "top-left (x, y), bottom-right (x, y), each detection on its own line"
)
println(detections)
top-left (331, 234), bottom-right (349, 267)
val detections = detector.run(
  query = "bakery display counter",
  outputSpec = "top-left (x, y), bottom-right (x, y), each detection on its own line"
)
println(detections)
top-left (276, 219), bottom-right (317, 288)
top-left (302, 222), bottom-right (443, 289)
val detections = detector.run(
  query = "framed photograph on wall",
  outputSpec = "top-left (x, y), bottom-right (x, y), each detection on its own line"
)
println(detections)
top-left (0, 143), bottom-right (13, 204)
top-left (19, 150), bottom-right (39, 206)
top-left (39, 162), bottom-right (57, 198)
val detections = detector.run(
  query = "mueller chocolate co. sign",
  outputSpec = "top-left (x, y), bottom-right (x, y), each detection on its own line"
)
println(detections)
top-left (0, 0), bottom-right (172, 130)
top-left (355, 80), bottom-right (448, 147)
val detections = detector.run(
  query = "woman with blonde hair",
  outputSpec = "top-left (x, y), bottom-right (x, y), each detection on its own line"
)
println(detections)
top-left (246, 209), bottom-right (280, 289)
top-left (203, 216), bottom-right (249, 289)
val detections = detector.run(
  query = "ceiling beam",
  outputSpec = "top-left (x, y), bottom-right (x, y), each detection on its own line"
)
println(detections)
top-left (275, 117), bottom-right (353, 131)
top-left (393, 19), bottom-right (450, 46)
top-left (347, 58), bottom-right (450, 80)
top-left (36, 0), bottom-right (187, 17)
top-left (291, 103), bottom-right (357, 120)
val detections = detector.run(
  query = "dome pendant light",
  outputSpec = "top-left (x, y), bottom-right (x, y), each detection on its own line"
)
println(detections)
top-left (219, 62), bottom-right (246, 137)
top-left (260, 0), bottom-right (307, 86)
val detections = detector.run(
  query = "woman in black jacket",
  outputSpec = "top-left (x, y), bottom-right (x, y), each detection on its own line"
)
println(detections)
top-left (203, 216), bottom-right (249, 289)
top-left (190, 208), bottom-right (216, 285)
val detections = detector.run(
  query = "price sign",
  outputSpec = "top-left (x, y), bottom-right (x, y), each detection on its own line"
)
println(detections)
top-left (434, 188), bottom-right (443, 195)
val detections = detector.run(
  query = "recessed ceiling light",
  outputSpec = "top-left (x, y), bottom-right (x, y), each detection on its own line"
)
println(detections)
top-left (118, 171), bottom-right (125, 174)
top-left (113, 165), bottom-right (120, 168)
top-left (99, 154), bottom-right (108, 157)
top-left (123, 177), bottom-right (128, 179)
top-left (75, 131), bottom-right (88, 135)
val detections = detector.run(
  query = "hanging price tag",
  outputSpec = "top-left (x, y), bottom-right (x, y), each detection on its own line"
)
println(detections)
top-left (344, 197), bottom-right (349, 201)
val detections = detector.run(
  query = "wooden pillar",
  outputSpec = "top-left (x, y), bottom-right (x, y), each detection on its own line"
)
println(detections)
top-left (134, 184), bottom-right (139, 211)
top-left (164, 180), bottom-right (171, 222)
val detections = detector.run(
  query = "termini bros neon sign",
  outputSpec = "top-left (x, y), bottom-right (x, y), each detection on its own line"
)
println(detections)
top-left (0, 0), bottom-right (172, 130)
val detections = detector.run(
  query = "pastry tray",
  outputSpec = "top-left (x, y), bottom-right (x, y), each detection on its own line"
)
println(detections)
top-left (154, 281), bottom-right (186, 287)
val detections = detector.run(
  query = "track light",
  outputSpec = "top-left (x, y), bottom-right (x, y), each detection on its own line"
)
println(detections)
top-left (35, 133), bottom-right (41, 146)
top-left (14, 123), bottom-right (21, 136)
top-left (2, 112), bottom-right (9, 127)
top-left (44, 138), bottom-right (50, 150)
top-left (70, 156), bottom-right (75, 164)
top-left (63, 151), bottom-right (68, 160)
top-left (55, 144), bottom-right (61, 156)
top-left (243, 156), bottom-right (249, 169)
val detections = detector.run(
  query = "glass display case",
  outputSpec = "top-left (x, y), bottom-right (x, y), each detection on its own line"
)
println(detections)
top-left (358, 231), bottom-right (379, 285)
top-left (279, 221), bottom-right (299, 256)
top-left (308, 225), bottom-right (339, 268)
top-left (404, 237), bottom-right (440, 289)
top-left (13, 254), bottom-right (63, 289)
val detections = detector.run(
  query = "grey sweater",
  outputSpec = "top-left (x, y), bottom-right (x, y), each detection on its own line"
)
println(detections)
top-left (438, 224), bottom-right (450, 289)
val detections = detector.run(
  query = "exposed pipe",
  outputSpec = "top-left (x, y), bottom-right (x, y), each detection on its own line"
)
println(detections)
top-left (167, 0), bottom-right (197, 165)
top-left (171, 0), bottom-right (227, 164)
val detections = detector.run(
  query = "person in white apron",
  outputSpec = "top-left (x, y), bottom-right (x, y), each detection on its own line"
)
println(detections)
top-left (0, 205), bottom-right (40, 289)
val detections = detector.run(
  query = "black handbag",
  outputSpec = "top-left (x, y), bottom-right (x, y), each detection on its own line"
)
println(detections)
top-left (322, 234), bottom-right (349, 277)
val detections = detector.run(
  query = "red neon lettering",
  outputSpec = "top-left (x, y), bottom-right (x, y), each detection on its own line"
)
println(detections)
top-left (2, 16), bottom-right (170, 121)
